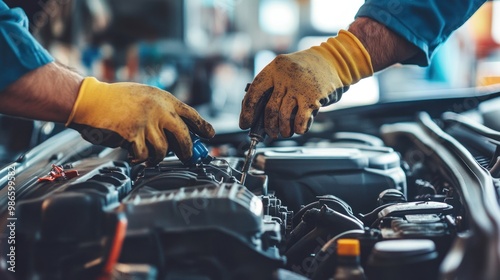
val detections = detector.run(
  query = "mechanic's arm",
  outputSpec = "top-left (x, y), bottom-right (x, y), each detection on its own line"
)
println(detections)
top-left (1, 61), bottom-right (215, 165)
top-left (0, 3), bottom-right (214, 165)
top-left (240, 0), bottom-right (487, 139)
top-left (347, 18), bottom-right (419, 72)
top-left (239, 18), bottom-right (408, 139)
top-left (0, 62), bottom-right (81, 122)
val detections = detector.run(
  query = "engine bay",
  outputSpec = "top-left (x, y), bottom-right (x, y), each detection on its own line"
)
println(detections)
top-left (2, 94), bottom-right (500, 280)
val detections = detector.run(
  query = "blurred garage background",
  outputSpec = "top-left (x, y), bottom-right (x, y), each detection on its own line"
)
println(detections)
top-left (1, 0), bottom-right (500, 166)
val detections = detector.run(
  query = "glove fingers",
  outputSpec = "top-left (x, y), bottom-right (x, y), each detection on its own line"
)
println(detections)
top-left (239, 69), bottom-right (273, 129)
top-left (294, 98), bottom-right (320, 134)
top-left (322, 85), bottom-right (349, 106)
top-left (145, 128), bottom-right (168, 166)
top-left (130, 133), bottom-right (149, 164)
top-left (162, 114), bottom-right (193, 162)
top-left (295, 107), bottom-right (314, 134)
top-left (264, 83), bottom-right (287, 139)
top-left (277, 94), bottom-right (297, 138)
top-left (177, 104), bottom-right (215, 139)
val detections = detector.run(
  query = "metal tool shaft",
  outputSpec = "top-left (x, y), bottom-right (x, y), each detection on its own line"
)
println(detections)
top-left (239, 86), bottom-right (274, 185)
top-left (240, 138), bottom-right (258, 184)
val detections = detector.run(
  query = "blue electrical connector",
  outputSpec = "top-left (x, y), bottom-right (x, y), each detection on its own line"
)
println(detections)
top-left (183, 134), bottom-right (209, 166)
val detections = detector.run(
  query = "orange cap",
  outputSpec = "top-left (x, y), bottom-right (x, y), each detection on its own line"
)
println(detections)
top-left (337, 239), bottom-right (360, 256)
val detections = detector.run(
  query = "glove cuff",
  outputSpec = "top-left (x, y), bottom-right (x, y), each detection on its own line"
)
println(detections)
top-left (337, 29), bottom-right (374, 80)
top-left (312, 29), bottom-right (374, 85)
top-left (65, 76), bottom-right (104, 126)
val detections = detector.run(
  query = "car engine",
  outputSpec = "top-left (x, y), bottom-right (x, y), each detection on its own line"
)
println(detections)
top-left (2, 94), bottom-right (500, 280)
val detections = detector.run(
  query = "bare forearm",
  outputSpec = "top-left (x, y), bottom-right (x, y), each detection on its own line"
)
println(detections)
top-left (348, 17), bottom-right (420, 72)
top-left (0, 62), bottom-right (83, 122)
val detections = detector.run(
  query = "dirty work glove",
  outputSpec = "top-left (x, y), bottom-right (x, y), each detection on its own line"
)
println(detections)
top-left (240, 30), bottom-right (373, 138)
top-left (66, 77), bottom-right (215, 165)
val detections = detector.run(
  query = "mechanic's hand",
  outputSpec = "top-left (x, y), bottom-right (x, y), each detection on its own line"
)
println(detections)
top-left (66, 77), bottom-right (215, 165)
top-left (240, 30), bottom-right (373, 138)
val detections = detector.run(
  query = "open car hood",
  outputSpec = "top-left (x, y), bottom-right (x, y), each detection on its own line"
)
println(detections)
top-left (1, 90), bottom-right (500, 280)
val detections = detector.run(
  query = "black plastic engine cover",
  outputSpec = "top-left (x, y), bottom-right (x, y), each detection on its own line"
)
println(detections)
top-left (12, 161), bottom-right (131, 280)
top-left (259, 144), bottom-right (406, 214)
top-left (120, 182), bottom-right (285, 279)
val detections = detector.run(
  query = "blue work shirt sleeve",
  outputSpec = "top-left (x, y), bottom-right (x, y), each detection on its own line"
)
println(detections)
top-left (356, 0), bottom-right (487, 66)
top-left (0, 1), bottom-right (54, 91)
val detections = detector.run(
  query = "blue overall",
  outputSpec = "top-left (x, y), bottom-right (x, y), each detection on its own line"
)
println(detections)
top-left (0, 1), bottom-right (53, 91)
top-left (357, 0), bottom-right (487, 66)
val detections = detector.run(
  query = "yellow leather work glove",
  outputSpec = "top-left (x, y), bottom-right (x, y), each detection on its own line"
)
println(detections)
top-left (66, 77), bottom-right (215, 165)
top-left (239, 30), bottom-right (373, 138)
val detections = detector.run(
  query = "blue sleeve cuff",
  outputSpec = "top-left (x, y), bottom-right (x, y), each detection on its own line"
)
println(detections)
top-left (0, 6), bottom-right (54, 91)
top-left (356, 0), bottom-right (486, 66)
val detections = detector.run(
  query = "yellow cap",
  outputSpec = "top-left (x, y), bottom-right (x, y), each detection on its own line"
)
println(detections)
top-left (337, 239), bottom-right (360, 257)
